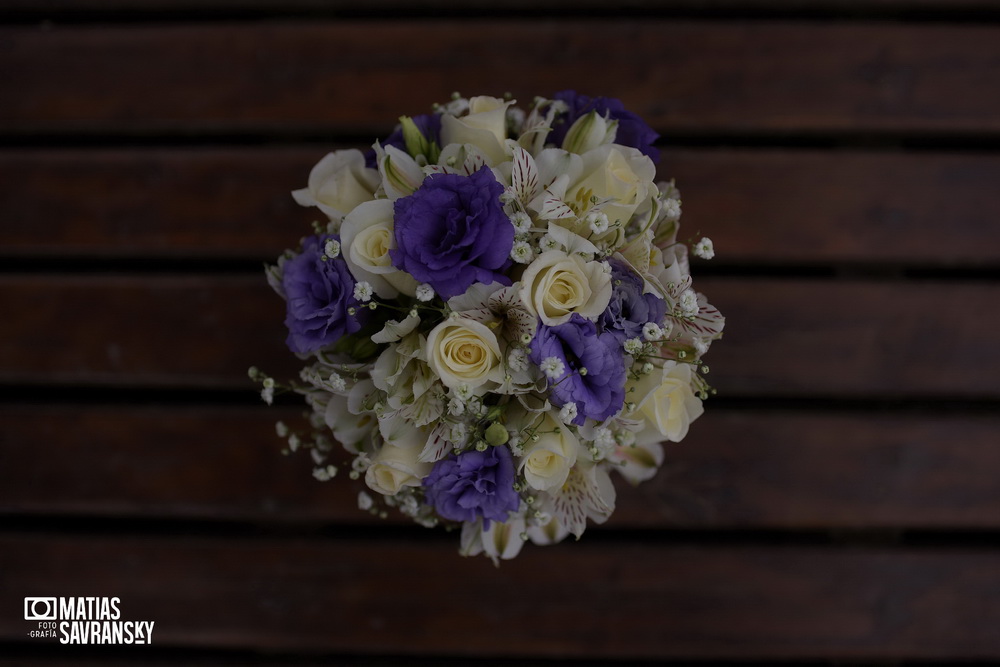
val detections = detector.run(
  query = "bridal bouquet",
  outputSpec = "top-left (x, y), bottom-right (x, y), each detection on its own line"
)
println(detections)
top-left (253, 92), bottom-right (724, 562)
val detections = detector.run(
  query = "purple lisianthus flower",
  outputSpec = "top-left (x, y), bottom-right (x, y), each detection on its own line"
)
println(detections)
top-left (390, 168), bottom-right (514, 299)
top-left (365, 113), bottom-right (442, 168)
top-left (423, 446), bottom-right (520, 527)
top-left (549, 90), bottom-right (660, 163)
top-left (281, 234), bottom-right (367, 355)
top-left (599, 259), bottom-right (667, 341)
top-left (529, 314), bottom-right (626, 425)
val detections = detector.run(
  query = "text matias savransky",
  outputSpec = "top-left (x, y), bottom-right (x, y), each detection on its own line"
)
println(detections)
top-left (25, 596), bottom-right (155, 645)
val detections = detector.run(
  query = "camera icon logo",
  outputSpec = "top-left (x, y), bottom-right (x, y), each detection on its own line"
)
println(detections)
top-left (24, 598), bottom-right (57, 621)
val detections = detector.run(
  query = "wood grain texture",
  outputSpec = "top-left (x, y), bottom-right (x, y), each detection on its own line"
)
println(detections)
top-left (8, 0), bottom-right (1000, 10)
top-left (2, 276), bottom-right (997, 396)
top-left (4, 21), bottom-right (1000, 134)
top-left (3, 405), bottom-right (1000, 529)
top-left (4, 148), bottom-right (1000, 266)
top-left (4, 535), bottom-right (1000, 659)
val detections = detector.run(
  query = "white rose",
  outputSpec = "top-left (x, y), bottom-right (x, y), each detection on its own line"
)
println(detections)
top-left (324, 392), bottom-right (377, 454)
top-left (520, 412), bottom-right (580, 491)
top-left (364, 442), bottom-right (432, 496)
top-left (440, 95), bottom-right (514, 165)
top-left (426, 317), bottom-right (504, 391)
top-left (565, 145), bottom-right (656, 230)
top-left (630, 361), bottom-right (704, 443)
top-left (340, 199), bottom-right (417, 298)
top-left (292, 149), bottom-right (380, 221)
top-left (519, 250), bottom-right (612, 326)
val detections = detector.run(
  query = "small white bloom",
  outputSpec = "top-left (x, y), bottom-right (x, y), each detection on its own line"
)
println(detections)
top-left (510, 241), bottom-right (533, 264)
top-left (510, 211), bottom-right (532, 233)
top-left (357, 490), bottom-right (374, 511)
top-left (466, 395), bottom-right (485, 416)
top-left (443, 96), bottom-right (470, 117)
top-left (662, 198), bottom-right (681, 221)
top-left (328, 372), bottom-right (347, 393)
top-left (624, 337), bottom-right (644, 355)
top-left (585, 211), bottom-right (610, 234)
top-left (449, 422), bottom-right (468, 444)
top-left (260, 386), bottom-right (274, 405)
top-left (558, 402), bottom-right (578, 424)
top-left (693, 337), bottom-right (709, 356)
top-left (324, 238), bottom-right (341, 259)
top-left (353, 281), bottom-right (374, 302)
top-left (660, 319), bottom-right (673, 338)
top-left (448, 396), bottom-right (466, 416)
top-left (615, 430), bottom-right (636, 447)
top-left (642, 322), bottom-right (663, 341)
top-left (507, 347), bottom-right (529, 373)
top-left (679, 289), bottom-right (699, 317)
top-left (641, 361), bottom-right (654, 375)
top-left (540, 356), bottom-right (566, 379)
top-left (313, 464), bottom-right (337, 481)
top-left (594, 426), bottom-right (615, 448)
top-left (415, 283), bottom-right (435, 302)
top-left (539, 234), bottom-right (559, 251)
top-left (508, 432), bottom-right (524, 456)
top-left (692, 236), bottom-right (715, 260)
top-left (455, 384), bottom-right (473, 401)
top-left (274, 421), bottom-right (289, 438)
top-left (351, 452), bottom-right (372, 473)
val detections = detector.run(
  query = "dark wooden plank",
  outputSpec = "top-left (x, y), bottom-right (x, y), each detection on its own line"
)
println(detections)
top-left (5, 0), bottom-right (1000, 12)
top-left (3, 535), bottom-right (1000, 659)
top-left (1, 276), bottom-right (998, 396)
top-left (4, 148), bottom-right (1000, 266)
top-left (2, 405), bottom-right (1000, 529)
top-left (3, 21), bottom-right (1000, 134)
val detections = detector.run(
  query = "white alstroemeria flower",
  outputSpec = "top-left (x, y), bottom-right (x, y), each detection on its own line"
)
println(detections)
top-left (481, 516), bottom-right (526, 563)
top-left (292, 149), bottom-right (380, 222)
top-left (561, 110), bottom-right (618, 155)
top-left (340, 199), bottom-right (418, 299)
top-left (547, 460), bottom-right (617, 538)
top-left (323, 394), bottom-right (378, 454)
top-left (526, 512), bottom-right (571, 546)
top-left (375, 143), bottom-right (426, 200)
top-left (609, 440), bottom-right (665, 485)
top-left (440, 95), bottom-right (515, 165)
top-left (377, 409), bottom-right (429, 450)
top-left (371, 313), bottom-right (421, 345)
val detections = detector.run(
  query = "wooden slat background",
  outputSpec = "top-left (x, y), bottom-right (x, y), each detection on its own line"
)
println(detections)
top-left (2, 2), bottom-right (999, 664)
